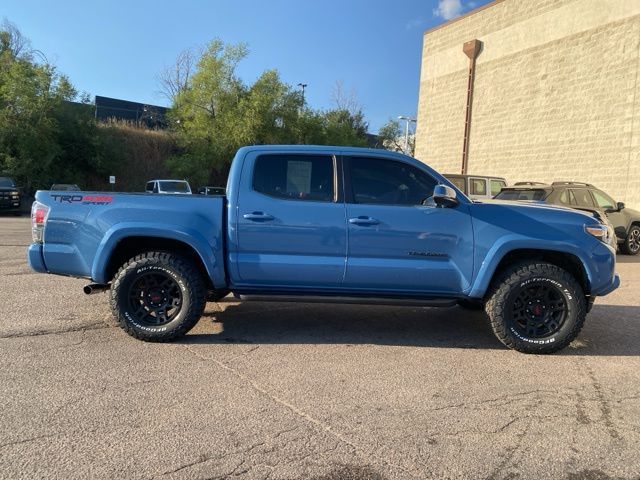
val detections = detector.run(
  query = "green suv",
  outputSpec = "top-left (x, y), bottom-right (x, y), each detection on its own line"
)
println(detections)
top-left (495, 181), bottom-right (640, 255)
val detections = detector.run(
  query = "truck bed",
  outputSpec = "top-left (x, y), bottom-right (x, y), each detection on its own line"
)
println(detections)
top-left (28, 191), bottom-right (225, 286)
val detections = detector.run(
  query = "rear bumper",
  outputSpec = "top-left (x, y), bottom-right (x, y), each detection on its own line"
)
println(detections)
top-left (27, 244), bottom-right (47, 273)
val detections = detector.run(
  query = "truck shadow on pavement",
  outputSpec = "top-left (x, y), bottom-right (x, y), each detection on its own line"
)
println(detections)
top-left (179, 301), bottom-right (640, 356)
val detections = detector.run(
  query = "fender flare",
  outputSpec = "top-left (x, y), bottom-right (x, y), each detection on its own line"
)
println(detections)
top-left (467, 235), bottom-right (594, 298)
top-left (90, 222), bottom-right (225, 287)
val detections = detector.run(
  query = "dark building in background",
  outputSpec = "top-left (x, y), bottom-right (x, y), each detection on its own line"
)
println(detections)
top-left (95, 95), bottom-right (169, 128)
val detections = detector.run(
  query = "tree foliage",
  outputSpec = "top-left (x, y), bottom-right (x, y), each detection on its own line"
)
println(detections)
top-left (0, 20), bottom-right (101, 190)
top-left (378, 118), bottom-right (415, 156)
top-left (167, 39), bottom-right (370, 185)
top-left (0, 24), bottom-right (375, 192)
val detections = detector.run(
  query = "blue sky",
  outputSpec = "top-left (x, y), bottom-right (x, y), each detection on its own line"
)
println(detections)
top-left (3, 0), bottom-right (489, 132)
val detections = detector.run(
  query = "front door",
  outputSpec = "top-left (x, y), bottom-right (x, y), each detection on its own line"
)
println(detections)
top-left (590, 189), bottom-right (626, 240)
top-left (233, 151), bottom-right (347, 288)
top-left (342, 155), bottom-right (474, 295)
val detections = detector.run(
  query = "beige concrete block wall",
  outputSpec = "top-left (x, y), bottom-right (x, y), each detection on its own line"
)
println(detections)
top-left (415, 0), bottom-right (640, 209)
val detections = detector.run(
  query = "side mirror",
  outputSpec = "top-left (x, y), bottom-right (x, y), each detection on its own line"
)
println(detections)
top-left (617, 202), bottom-right (625, 211)
top-left (432, 184), bottom-right (459, 208)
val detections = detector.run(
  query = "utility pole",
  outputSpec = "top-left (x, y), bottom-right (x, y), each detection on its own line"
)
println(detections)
top-left (297, 83), bottom-right (308, 104)
top-left (397, 116), bottom-right (416, 154)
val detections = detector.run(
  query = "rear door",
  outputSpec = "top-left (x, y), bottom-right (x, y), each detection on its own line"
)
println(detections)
top-left (342, 155), bottom-right (474, 294)
top-left (233, 151), bottom-right (347, 288)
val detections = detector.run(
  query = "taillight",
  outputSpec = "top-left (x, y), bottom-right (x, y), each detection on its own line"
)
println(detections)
top-left (31, 201), bottom-right (49, 243)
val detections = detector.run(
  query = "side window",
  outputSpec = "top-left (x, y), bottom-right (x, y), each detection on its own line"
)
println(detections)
top-left (348, 157), bottom-right (437, 206)
top-left (470, 178), bottom-right (487, 196)
top-left (558, 189), bottom-right (576, 206)
top-left (447, 177), bottom-right (467, 194)
top-left (571, 189), bottom-right (595, 207)
top-left (252, 154), bottom-right (334, 202)
top-left (490, 179), bottom-right (506, 196)
top-left (591, 190), bottom-right (616, 210)
top-left (145, 182), bottom-right (154, 192)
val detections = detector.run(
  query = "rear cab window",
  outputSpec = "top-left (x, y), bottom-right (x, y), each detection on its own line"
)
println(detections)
top-left (253, 154), bottom-right (335, 202)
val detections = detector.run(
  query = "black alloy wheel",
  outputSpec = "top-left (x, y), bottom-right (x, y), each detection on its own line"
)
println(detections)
top-left (510, 283), bottom-right (567, 338)
top-left (625, 226), bottom-right (640, 255)
top-left (110, 251), bottom-right (206, 342)
top-left (128, 271), bottom-right (183, 326)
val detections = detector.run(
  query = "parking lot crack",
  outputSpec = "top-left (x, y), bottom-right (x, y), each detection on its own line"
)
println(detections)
top-left (0, 432), bottom-right (61, 450)
top-left (584, 364), bottom-right (623, 443)
top-left (0, 322), bottom-right (113, 339)
top-left (183, 344), bottom-right (421, 479)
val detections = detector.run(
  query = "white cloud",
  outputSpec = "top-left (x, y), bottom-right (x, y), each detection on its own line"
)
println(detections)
top-left (433, 0), bottom-right (465, 20)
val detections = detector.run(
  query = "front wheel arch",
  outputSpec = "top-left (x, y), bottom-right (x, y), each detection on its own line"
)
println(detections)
top-left (484, 249), bottom-right (590, 300)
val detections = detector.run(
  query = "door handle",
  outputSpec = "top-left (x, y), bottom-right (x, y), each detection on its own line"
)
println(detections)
top-left (349, 216), bottom-right (379, 226)
top-left (243, 212), bottom-right (274, 221)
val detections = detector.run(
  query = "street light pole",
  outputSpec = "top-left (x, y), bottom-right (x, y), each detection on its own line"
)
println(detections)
top-left (297, 83), bottom-right (308, 104)
top-left (397, 116), bottom-right (416, 154)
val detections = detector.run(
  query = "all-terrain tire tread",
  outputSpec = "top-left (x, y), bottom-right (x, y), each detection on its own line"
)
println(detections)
top-left (485, 262), bottom-right (586, 354)
top-left (109, 251), bottom-right (206, 342)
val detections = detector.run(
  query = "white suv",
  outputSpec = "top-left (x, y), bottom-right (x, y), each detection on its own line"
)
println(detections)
top-left (145, 180), bottom-right (192, 194)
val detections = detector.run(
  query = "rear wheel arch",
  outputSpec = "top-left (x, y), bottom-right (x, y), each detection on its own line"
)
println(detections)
top-left (104, 236), bottom-right (214, 291)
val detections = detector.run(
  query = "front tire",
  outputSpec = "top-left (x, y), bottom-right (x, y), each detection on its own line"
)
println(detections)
top-left (110, 252), bottom-right (206, 342)
top-left (486, 262), bottom-right (586, 354)
top-left (620, 225), bottom-right (640, 255)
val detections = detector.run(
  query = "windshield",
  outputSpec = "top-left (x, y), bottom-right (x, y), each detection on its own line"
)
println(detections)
top-left (495, 189), bottom-right (548, 201)
top-left (0, 177), bottom-right (16, 188)
top-left (159, 181), bottom-right (190, 193)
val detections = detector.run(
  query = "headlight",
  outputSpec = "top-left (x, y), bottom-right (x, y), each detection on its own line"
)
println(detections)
top-left (585, 224), bottom-right (613, 245)
top-left (10, 192), bottom-right (19, 197)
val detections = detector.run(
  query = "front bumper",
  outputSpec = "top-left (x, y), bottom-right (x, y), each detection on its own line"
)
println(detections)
top-left (597, 273), bottom-right (620, 297)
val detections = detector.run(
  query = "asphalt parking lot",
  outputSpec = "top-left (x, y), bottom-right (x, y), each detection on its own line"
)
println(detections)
top-left (1, 216), bottom-right (639, 480)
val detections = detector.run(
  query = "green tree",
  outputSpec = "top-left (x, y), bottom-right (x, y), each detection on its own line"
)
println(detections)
top-left (0, 20), bottom-right (95, 190)
top-left (166, 39), bottom-right (371, 185)
top-left (378, 118), bottom-right (414, 155)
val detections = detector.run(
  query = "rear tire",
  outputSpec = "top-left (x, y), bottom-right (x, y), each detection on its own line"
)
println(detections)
top-left (486, 262), bottom-right (586, 354)
top-left (110, 251), bottom-right (206, 342)
top-left (620, 225), bottom-right (640, 255)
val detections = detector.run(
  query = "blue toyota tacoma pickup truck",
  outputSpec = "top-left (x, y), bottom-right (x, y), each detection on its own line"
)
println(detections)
top-left (27, 146), bottom-right (620, 353)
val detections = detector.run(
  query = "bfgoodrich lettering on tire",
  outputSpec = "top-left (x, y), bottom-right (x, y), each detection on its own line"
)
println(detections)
top-left (486, 262), bottom-right (586, 354)
top-left (110, 251), bottom-right (206, 342)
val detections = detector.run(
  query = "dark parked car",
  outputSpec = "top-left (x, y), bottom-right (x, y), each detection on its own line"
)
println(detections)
top-left (0, 176), bottom-right (22, 214)
top-left (198, 186), bottom-right (226, 195)
top-left (495, 181), bottom-right (640, 255)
